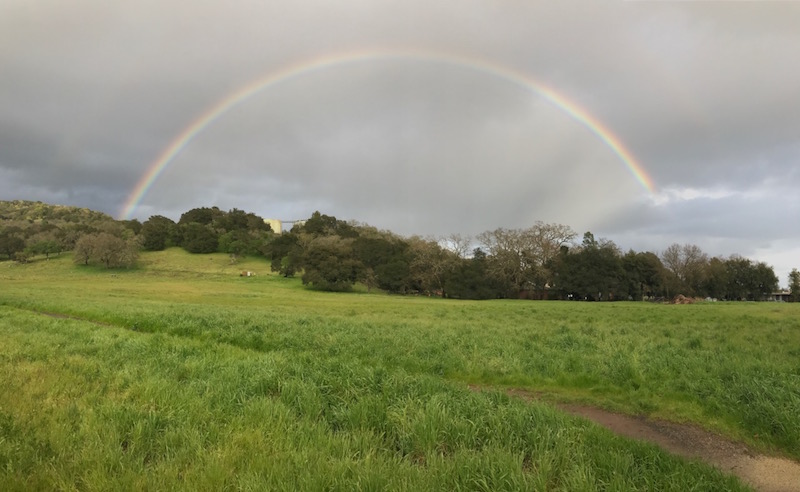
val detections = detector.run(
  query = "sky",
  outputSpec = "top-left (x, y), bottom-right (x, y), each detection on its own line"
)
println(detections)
top-left (1, 1), bottom-right (798, 287)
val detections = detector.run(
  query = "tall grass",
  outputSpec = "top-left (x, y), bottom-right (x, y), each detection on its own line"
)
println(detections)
top-left (0, 308), bottom-right (746, 490)
top-left (1, 249), bottom-right (798, 488)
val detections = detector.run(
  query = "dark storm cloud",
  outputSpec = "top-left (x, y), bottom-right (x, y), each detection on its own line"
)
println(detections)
top-left (1, 0), bottom-right (799, 284)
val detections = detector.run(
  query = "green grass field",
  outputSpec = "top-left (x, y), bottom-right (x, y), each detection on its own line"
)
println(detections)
top-left (2, 249), bottom-right (798, 490)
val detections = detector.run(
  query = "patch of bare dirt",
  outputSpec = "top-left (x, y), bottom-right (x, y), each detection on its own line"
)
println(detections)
top-left (476, 386), bottom-right (800, 492)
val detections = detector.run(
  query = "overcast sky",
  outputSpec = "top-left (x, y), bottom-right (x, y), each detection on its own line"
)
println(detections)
top-left (1, 1), bottom-right (798, 286)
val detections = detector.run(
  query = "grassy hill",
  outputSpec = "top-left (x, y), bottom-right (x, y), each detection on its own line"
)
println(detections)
top-left (2, 249), bottom-right (798, 489)
top-left (0, 199), bottom-right (116, 228)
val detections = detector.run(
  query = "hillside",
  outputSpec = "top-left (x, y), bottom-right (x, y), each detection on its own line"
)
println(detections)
top-left (0, 199), bottom-right (117, 228)
top-left (1, 200), bottom-right (791, 302)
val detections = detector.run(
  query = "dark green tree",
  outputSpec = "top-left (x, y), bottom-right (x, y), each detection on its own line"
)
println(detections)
top-left (301, 236), bottom-right (361, 291)
top-left (722, 256), bottom-right (777, 301)
top-left (120, 219), bottom-right (142, 235)
top-left (621, 250), bottom-right (664, 300)
top-left (213, 208), bottom-right (270, 234)
top-left (556, 233), bottom-right (624, 300)
top-left (215, 208), bottom-right (249, 232)
top-left (0, 229), bottom-right (26, 260)
top-left (702, 257), bottom-right (729, 300)
top-left (141, 215), bottom-right (177, 251)
top-left (267, 233), bottom-right (302, 277)
top-left (723, 256), bottom-right (753, 300)
top-left (27, 239), bottom-right (61, 259)
top-left (300, 211), bottom-right (358, 238)
top-left (750, 261), bottom-right (778, 301)
top-left (375, 257), bottom-right (412, 293)
top-left (218, 229), bottom-right (271, 258)
top-left (444, 249), bottom-right (502, 299)
top-left (178, 207), bottom-right (222, 226)
top-left (353, 236), bottom-right (412, 293)
top-left (181, 223), bottom-right (219, 254)
top-left (789, 269), bottom-right (800, 302)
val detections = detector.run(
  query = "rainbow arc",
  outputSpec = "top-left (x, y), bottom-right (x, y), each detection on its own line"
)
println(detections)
top-left (120, 50), bottom-right (655, 220)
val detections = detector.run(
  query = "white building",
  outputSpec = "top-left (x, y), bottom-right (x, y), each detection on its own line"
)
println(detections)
top-left (264, 219), bottom-right (282, 234)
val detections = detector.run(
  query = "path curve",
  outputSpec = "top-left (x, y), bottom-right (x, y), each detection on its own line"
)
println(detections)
top-left (476, 387), bottom-right (800, 492)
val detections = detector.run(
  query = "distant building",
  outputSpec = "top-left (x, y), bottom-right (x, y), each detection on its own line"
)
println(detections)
top-left (768, 291), bottom-right (792, 302)
top-left (263, 218), bottom-right (307, 234)
top-left (264, 219), bottom-right (282, 234)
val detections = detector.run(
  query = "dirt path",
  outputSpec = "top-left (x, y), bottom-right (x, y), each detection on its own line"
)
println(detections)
top-left (479, 387), bottom-right (800, 492)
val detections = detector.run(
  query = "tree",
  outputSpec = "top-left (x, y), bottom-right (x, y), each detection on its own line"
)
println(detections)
top-left (73, 233), bottom-right (139, 268)
top-left (267, 233), bottom-right (302, 277)
top-left (57, 225), bottom-right (94, 251)
top-left (299, 211), bottom-right (358, 238)
top-left (93, 233), bottom-right (137, 268)
top-left (352, 236), bottom-right (392, 292)
top-left (178, 207), bottom-right (222, 226)
top-left (227, 229), bottom-right (272, 259)
top-left (301, 235), bottom-right (361, 291)
top-left (621, 250), bottom-right (664, 300)
top-left (0, 230), bottom-right (26, 260)
top-left (444, 248), bottom-right (503, 299)
top-left (789, 269), bottom-right (800, 302)
top-left (751, 261), bottom-right (778, 301)
top-left (352, 236), bottom-right (413, 293)
top-left (55, 227), bottom-right (82, 251)
top-left (723, 255), bottom-right (753, 300)
top-left (181, 223), bottom-right (219, 254)
top-left (27, 239), bottom-right (61, 259)
top-left (121, 219), bottom-right (142, 235)
top-left (478, 222), bottom-right (576, 296)
top-left (219, 230), bottom-right (249, 258)
top-left (721, 256), bottom-right (778, 301)
top-left (408, 236), bottom-right (457, 296)
top-left (375, 258), bottom-right (412, 294)
top-left (440, 233), bottom-right (472, 259)
top-left (529, 222), bottom-right (578, 269)
top-left (141, 215), bottom-right (177, 251)
top-left (702, 257), bottom-right (729, 300)
top-left (556, 232), bottom-right (624, 300)
top-left (214, 208), bottom-right (270, 234)
top-left (661, 243), bottom-right (708, 297)
top-left (73, 235), bottom-right (94, 265)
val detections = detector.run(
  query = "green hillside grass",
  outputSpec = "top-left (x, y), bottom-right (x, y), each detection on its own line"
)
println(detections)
top-left (2, 249), bottom-right (798, 489)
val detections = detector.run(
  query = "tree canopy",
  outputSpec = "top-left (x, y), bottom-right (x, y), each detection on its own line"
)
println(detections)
top-left (1, 200), bottom-right (791, 301)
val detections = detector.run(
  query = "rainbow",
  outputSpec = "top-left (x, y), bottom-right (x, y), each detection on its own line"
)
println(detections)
top-left (120, 49), bottom-right (655, 220)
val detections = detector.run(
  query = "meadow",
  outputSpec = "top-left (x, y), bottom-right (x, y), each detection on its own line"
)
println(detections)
top-left (1, 249), bottom-right (798, 490)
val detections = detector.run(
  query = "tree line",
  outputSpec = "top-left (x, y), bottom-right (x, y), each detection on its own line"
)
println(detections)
top-left (1, 200), bottom-right (797, 301)
top-left (265, 212), bottom-right (788, 301)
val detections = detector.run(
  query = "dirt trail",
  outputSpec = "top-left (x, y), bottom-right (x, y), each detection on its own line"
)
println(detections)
top-left (482, 387), bottom-right (800, 492)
